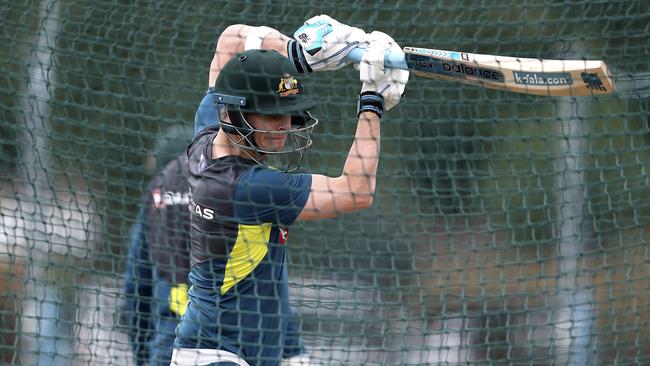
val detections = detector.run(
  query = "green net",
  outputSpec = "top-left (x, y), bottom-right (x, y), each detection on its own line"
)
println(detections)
top-left (1, 0), bottom-right (649, 365)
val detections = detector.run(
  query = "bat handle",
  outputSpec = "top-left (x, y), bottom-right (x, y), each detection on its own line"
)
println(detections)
top-left (346, 48), bottom-right (408, 70)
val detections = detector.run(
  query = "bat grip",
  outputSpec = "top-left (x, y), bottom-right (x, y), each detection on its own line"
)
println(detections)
top-left (346, 48), bottom-right (408, 70)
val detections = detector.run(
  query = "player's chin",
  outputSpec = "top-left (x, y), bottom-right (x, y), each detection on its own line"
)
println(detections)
top-left (268, 138), bottom-right (287, 151)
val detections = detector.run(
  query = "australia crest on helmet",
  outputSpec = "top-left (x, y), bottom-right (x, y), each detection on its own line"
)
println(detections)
top-left (277, 73), bottom-right (300, 96)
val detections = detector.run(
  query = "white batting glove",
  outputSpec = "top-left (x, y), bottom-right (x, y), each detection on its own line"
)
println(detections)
top-left (359, 31), bottom-right (409, 111)
top-left (289, 14), bottom-right (366, 72)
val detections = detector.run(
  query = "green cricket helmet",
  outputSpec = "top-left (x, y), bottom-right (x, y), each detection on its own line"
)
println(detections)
top-left (214, 49), bottom-right (318, 172)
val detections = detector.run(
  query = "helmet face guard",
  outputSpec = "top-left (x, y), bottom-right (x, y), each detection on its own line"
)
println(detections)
top-left (216, 94), bottom-right (318, 172)
top-left (213, 49), bottom-right (319, 172)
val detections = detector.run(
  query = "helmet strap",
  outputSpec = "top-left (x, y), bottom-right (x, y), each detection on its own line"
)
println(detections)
top-left (221, 106), bottom-right (265, 150)
top-left (223, 131), bottom-right (266, 164)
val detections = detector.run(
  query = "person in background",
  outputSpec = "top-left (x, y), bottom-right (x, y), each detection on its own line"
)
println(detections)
top-left (122, 124), bottom-right (193, 366)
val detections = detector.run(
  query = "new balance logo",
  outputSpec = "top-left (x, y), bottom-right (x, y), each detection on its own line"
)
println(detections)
top-left (297, 33), bottom-right (310, 43)
top-left (581, 72), bottom-right (608, 92)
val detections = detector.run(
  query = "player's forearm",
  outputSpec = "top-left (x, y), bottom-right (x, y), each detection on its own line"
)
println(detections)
top-left (208, 25), bottom-right (291, 87)
top-left (340, 112), bottom-right (381, 208)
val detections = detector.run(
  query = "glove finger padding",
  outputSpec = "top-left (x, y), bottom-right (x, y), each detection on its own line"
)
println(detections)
top-left (359, 31), bottom-right (409, 111)
top-left (293, 14), bottom-right (366, 71)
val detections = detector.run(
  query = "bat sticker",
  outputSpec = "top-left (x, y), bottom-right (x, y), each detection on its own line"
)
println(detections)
top-left (407, 47), bottom-right (462, 60)
top-left (405, 54), bottom-right (504, 82)
top-left (513, 72), bottom-right (574, 86)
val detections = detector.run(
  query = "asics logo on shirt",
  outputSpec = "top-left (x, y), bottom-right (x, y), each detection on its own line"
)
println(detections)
top-left (188, 194), bottom-right (215, 220)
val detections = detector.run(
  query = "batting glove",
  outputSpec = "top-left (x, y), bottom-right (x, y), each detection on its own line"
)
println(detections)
top-left (289, 14), bottom-right (366, 72)
top-left (169, 283), bottom-right (189, 317)
top-left (359, 31), bottom-right (409, 111)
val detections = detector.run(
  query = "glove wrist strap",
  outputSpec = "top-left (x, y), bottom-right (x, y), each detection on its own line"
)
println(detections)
top-left (244, 26), bottom-right (275, 51)
top-left (357, 91), bottom-right (384, 118)
top-left (287, 39), bottom-right (313, 73)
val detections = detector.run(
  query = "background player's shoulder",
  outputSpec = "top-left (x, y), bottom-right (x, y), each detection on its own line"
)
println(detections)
top-left (187, 127), bottom-right (219, 175)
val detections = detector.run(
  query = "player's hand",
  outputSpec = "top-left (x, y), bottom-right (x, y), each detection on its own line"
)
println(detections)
top-left (293, 14), bottom-right (366, 71)
top-left (359, 31), bottom-right (409, 111)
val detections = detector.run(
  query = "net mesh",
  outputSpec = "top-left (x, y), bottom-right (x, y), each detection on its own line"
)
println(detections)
top-left (1, 0), bottom-right (649, 365)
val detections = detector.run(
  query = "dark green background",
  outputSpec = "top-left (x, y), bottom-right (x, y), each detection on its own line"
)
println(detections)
top-left (0, 0), bottom-right (649, 364)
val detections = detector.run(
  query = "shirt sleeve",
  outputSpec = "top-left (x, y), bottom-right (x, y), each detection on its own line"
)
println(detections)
top-left (193, 89), bottom-right (220, 137)
top-left (233, 167), bottom-right (312, 226)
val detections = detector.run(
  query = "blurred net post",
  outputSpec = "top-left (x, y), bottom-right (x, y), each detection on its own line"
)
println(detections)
top-left (8, 0), bottom-right (104, 364)
top-left (15, 0), bottom-right (74, 364)
top-left (553, 93), bottom-right (592, 365)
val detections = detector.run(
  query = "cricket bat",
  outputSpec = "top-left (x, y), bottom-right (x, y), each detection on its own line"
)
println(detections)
top-left (346, 47), bottom-right (614, 96)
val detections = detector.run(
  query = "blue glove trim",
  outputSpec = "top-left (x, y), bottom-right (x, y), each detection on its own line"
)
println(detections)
top-left (288, 40), bottom-right (313, 73)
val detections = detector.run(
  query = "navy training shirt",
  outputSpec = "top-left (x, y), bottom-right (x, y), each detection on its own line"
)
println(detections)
top-left (175, 127), bottom-right (311, 366)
